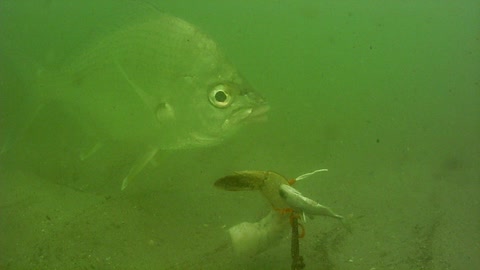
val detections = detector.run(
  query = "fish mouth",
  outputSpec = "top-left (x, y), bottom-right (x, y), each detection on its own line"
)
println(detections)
top-left (245, 104), bottom-right (270, 123)
top-left (224, 104), bottom-right (270, 129)
top-left (190, 104), bottom-right (269, 146)
top-left (190, 132), bottom-right (222, 145)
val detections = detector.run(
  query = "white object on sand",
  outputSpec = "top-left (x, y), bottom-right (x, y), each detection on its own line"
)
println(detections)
top-left (228, 210), bottom-right (290, 257)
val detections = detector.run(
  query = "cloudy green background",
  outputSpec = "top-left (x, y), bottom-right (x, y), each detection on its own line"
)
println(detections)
top-left (1, 0), bottom-right (479, 269)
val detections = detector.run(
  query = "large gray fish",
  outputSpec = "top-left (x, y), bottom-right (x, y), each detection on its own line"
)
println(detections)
top-left (7, 13), bottom-right (268, 189)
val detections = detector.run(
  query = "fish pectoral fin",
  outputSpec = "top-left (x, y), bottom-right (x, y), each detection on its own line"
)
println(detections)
top-left (155, 102), bottom-right (175, 122)
top-left (115, 61), bottom-right (176, 123)
top-left (121, 146), bottom-right (159, 190)
top-left (114, 59), bottom-right (156, 113)
top-left (79, 142), bottom-right (103, 161)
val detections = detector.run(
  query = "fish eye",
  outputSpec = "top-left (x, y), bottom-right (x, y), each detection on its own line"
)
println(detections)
top-left (209, 85), bottom-right (233, 108)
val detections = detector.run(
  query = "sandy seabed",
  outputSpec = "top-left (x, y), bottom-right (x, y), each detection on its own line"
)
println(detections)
top-left (1, 149), bottom-right (478, 270)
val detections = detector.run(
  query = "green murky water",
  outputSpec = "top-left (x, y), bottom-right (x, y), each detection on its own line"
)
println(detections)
top-left (1, 1), bottom-right (479, 269)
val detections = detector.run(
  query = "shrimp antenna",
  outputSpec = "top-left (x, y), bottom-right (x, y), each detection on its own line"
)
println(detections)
top-left (295, 169), bottom-right (328, 181)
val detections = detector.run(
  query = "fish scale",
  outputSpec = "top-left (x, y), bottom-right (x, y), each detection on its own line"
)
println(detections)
top-left (34, 14), bottom-right (259, 146)
top-left (4, 12), bottom-right (268, 190)
top-left (68, 17), bottom-right (220, 81)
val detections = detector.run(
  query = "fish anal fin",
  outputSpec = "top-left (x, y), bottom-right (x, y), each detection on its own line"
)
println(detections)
top-left (121, 146), bottom-right (159, 190)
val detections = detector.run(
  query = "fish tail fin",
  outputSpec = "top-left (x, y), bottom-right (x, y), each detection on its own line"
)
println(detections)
top-left (0, 41), bottom-right (55, 157)
top-left (0, 39), bottom-right (50, 88)
top-left (0, 103), bottom-right (46, 156)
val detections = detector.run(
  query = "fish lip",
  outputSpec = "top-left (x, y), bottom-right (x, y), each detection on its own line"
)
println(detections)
top-left (247, 104), bottom-right (270, 122)
top-left (192, 104), bottom-right (269, 145)
top-left (190, 132), bottom-right (222, 145)
top-left (229, 103), bottom-right (270, 126)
